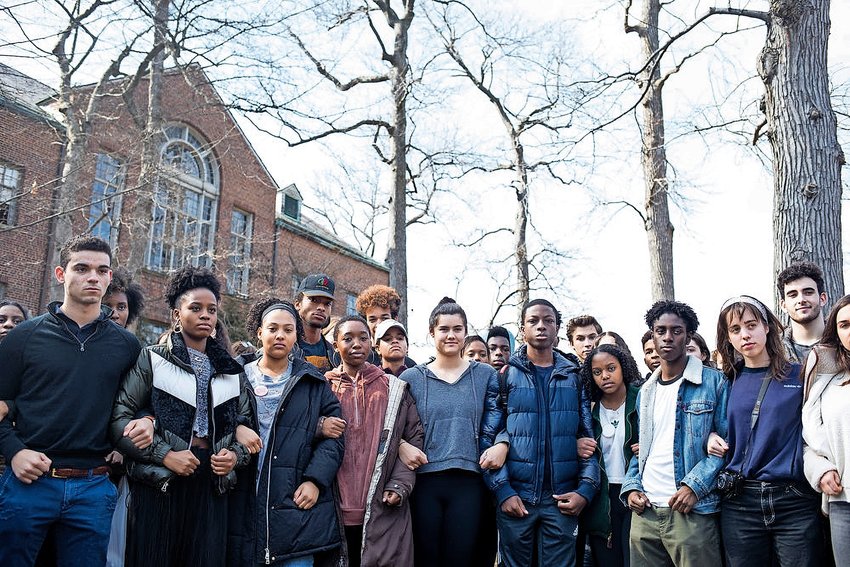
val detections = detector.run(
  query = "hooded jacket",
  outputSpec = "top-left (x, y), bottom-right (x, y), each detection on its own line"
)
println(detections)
top-left (227, 356), bottom-right (345, 566)
top-left (0, 302), bottom-right (140, 469)
top-left (110, 331), bottom-right (251, 494)
top-left (480, 346), bottom-right (600, 506)
top-left (327, 363), bottom-right (425, 567)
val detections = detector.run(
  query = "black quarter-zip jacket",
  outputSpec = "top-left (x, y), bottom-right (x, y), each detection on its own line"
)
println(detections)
top-left (0, 302), bottom-right (141, 469)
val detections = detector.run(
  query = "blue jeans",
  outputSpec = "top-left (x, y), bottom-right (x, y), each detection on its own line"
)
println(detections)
top-left (721, 481), bottom-right (821, 567)
top-left (828, 500), bottom-right (850, 561)
top-left (496, 497), bottom-right (578, 567)
top-left (0, 467), bottom-right (117, 567)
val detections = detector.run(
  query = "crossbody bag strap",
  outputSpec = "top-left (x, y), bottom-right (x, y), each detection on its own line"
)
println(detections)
top-left (738, 374), bottom-right (772, 474)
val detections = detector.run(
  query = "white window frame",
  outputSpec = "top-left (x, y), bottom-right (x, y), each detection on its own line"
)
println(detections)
top-left (146, 125), bottom-right (220, 271)
top-left (0, 164), bottom-right (21, 226)
top-left (88, 153), bottom-right (125, 246)
top-left (226, 209), bottom-right (253, 296)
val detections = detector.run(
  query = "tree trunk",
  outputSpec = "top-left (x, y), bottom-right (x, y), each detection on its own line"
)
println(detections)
top-left (638, 0), bottom-right (675, 302)
top-left (513, 138), bottom-right (530, 315)
top-left (385, 1), bottom-right (414, 327)
top-left (126, 0), bottom-right (169, 271)
top-left (759, 0), bottom-right (845, 310)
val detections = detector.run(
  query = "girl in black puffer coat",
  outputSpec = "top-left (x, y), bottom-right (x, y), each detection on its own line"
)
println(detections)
top-left (228, 299), bottom-right (345, 567)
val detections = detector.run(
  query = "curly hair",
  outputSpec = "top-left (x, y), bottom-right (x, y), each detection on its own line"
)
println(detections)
top-left (644, 300), bottom-right (699, 333)
top-left (355, 285), bottom-right (401, 319)
top-left (580, 344), bottom-right (643, 402)
top-left (245, 297), bottom-right (303, 343)
top-left (165, 265), bottom-right (221, 309)
top-left (777, 261), bottom-right (825, 297)
top-left (104, 268), bottom-right (145, 325)
top-left (333, 315), bottom-right (370, 341)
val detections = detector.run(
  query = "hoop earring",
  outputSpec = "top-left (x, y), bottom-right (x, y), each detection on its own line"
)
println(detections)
top-left (174, 320), bottom-right (183, 333)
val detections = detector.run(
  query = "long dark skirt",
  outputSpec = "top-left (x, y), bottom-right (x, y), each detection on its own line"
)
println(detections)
top-left (126, 448), bottom-right (227, 567)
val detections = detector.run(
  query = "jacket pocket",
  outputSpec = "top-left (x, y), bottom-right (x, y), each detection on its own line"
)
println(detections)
top-left (424, 417), bottom-right (476, 464)
top-left (682, 400), bottom-right (716, 442)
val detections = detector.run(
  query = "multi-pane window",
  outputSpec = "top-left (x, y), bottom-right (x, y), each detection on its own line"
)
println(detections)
top-left (146, 125), bottom-right (219, 271)
top-left (0, 164), bottom-right (21, 226)
top-left (346, 294), bottom-right (357, 315)
top-left (226, 209), bottom-right (252, 295)
top-left (88, 154), bottom-right (124, 246)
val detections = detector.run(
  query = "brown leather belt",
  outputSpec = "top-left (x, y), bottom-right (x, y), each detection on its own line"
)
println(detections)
top-left (49, 465), bottom-right (111, 479)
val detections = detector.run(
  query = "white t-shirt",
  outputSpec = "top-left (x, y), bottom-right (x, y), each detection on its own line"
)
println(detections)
top-left (643, 376), bottom-right (683, 506)
top-left (600, 401), bottom-right (626, 483)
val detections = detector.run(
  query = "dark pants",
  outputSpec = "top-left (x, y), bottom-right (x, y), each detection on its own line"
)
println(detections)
top-left (589, 483), bottom-right (630, 567)
top-left (497, 497), bottom-right (579, 567)
top-left (344, 525), bottom-right (363, 567)
top-left (0, 467), bottom-right (117, 567)
top-left (126, 448), bottom-right (228, 567)
top-left (411, 469), bottom-right (486, 567)
top-left (721, 481), bottom-right (821, 567)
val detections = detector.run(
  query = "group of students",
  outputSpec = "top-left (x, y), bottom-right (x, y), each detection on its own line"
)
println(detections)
top-left (1, 236), bottom-right (850, 567)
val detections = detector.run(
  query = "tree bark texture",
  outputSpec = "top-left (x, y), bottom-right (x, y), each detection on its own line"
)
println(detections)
top-left (758, 0), bottom-right (845, 308)
top-left (384, 0), bottom-right (414, 327)
top-left (513, 141), bottom-right (530, 313)
top-left (639, 0), bottom-right (675, 302)
top-left (126, 0), bottom-right (169, 272)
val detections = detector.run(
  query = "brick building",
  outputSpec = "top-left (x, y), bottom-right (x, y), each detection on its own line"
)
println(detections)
top-left (0, 63), bottom-right (388, 343)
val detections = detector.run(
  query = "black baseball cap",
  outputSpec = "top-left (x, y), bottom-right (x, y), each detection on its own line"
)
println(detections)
top-left (297, 274), bottom-right (335, 299)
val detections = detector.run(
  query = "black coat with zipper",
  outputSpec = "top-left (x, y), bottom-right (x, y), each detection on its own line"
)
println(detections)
top-left (110, 331), bottom-right (251, 493)
top-left (227, 356), bottom-right (345, 566)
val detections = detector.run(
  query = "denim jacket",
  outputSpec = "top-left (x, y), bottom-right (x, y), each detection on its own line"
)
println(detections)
top-left (620, 355), bottom-right (729, 514)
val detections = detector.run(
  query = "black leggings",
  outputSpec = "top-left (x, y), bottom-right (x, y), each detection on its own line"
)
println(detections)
top-left (411, 469), bottom-right (487, 567)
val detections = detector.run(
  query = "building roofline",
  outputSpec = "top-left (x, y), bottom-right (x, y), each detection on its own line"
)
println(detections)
top-left (276, 214), bottom-right (389, 273)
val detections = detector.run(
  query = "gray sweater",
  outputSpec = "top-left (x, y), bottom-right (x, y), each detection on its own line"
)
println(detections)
top-left (400, 361), bottom-right (496, 474)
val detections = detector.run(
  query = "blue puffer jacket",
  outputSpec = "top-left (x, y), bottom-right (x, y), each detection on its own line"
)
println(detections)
top-left (480, 346), bottom-right (600, 506)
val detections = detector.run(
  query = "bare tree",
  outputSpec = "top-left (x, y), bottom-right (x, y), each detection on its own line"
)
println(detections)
top-left (625, 0), bottom-right (675, 301)
top-left (232, 0), bottom-right (422, 324)
top-left (428, 2), bottom-right (579, 318)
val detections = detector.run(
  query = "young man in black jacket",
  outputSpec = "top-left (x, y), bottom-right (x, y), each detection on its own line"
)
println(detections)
top-left (0, 236), bottom-right (143, 567)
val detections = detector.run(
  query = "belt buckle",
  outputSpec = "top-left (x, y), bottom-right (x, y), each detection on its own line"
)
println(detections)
top-left (49, 469), bottom-right (69, 479)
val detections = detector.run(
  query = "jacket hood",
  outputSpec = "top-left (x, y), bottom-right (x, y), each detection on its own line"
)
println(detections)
top-left (46, 301), bottom-right (114, 325)
top-left (326, 361), bottom-right (387, 388)
top-left (508, 344), bottom-right (580, 374)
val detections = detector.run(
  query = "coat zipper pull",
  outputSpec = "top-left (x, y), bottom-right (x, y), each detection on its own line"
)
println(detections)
top-left (80, 343), bottom-right (85, 352)
top-left (264, 547), bottom-right (270, 564)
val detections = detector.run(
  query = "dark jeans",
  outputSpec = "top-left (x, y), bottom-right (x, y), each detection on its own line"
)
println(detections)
top-left (497, 497), bottom-right (579, 567)
top-left (0, 467), bottom-right (117, 567)
top-left (829, 501), bottom-right (850, 560)
top-left (721, 480), bottom-right (821, 567)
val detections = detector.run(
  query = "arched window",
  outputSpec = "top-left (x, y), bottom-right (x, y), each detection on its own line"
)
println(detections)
top-left (146, 124), bottom-right (219, 271)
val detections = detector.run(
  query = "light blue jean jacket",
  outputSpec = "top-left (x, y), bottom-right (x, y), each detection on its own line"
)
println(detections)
top-left (620, 355), bottom-right (730, 514)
